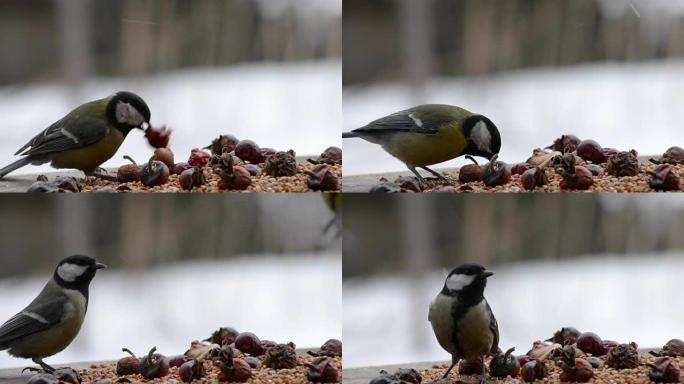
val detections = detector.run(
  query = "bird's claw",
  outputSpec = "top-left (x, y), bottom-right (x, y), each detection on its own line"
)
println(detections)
top-left (22, 366), bottom-right (51, 374)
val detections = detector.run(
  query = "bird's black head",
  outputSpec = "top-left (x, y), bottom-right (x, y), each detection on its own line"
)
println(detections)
top-left (441, 263), bottom-right (493, 303)
top-left (106, 91), bottom-right (151, 135)
top-left (463, 115), bottom-right (501, 160)
top-left (53, 255), bottom-right (106, 294)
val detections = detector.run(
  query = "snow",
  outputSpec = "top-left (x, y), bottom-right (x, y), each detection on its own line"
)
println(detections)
top-left (0, 253), bottom-right (341, 368)
top-left (0, 60), bottom-right (341, 176)
top-left (343, 254), bottom-right (684, 368)
top-left (343, 60), bottom-right (684, 176)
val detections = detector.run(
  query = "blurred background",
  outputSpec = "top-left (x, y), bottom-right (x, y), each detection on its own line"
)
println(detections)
top-left (343, 0), bottom-right (684, 175)
top-left (0, 194), bottom-right (341, 368)
top-left (343, 194), bottom-right (684, 368)
top-left (0, 0), bottom-right (341, 176)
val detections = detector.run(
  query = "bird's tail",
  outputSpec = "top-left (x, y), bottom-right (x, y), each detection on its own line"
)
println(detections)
top-left (342, 131), bottom-right (358, 138)
top-left (0, 157), bottom-right (32, 179)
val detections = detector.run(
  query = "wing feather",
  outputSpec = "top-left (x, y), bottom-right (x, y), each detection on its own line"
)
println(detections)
top-left (0, 288), bottom-right (67, 346)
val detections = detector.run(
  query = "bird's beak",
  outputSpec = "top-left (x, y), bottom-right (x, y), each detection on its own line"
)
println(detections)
top-left (95, 262), bottom-right (107, 270)
top-left (482, 270), bottom-right (494, 278)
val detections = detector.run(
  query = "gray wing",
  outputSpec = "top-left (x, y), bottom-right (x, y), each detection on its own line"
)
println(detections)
top-left (16, 117), bottom-right (109, 157)
top-left (0, 288), bottom-right (67, 347)
top-left (353, 110), bottom-right (440, 135)
top-left (487, 301), bottom-right (499, 355)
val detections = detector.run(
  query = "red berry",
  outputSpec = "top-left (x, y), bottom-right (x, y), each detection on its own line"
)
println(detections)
top-left (235, 140), bottom-right (265, 164)
top-left (173, 162), bottom-right (192, 175)
top-left (144, 125), bottom-right (171, 148)
top-left (234, 332), bottom-right (265, 356)
top-left (511, 163), bottom-right (533, 175)
top-left (188, 148), bottom-right (211, 167)
top-left (577, 332), bottom-right (607, 356)
top-left (576, 140), bottom-right (607, 164)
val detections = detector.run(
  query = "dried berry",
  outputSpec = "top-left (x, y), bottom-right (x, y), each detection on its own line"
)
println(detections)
top-left (139, 347), bottom-right (169, 379)
top-left (168, 354), bottom-right (193, 368)
top-left (585, 163), bottom-right (603, 176)
top-left (173, 162), bottom-right (192, 175)
top-left (234, 332), bottom-right (265, 356)
top-left (261, 147), bottom-right (277, 160)
top-left (207, 135), bottom-right (239, 156)
top-left (660, 146), bottom-right (684, 164)
top-left (603, 340), bottom-right (620, 350)
top-left (368, 370), bottom-right (395, 384)
top-left (606, 150), bottom-right (639, 177)
top-left (235, 140), bottom-right (265, 164)
top-left (212, 152), bottom-right (252, 191)
top-left (649, 164), bottom-right (681, 191)
top-left (661, 339), bottom-right (684, 357)
top-left (264, 150), bottom-right (297, 177)
top-left (559, 357), bottom-right (593, 382)
top-left (369, 179), bottom-right (401, 193)
top-left (260, 340), bottom-right (278, 351)
top-left (309, 146), bottom-right (342, 165)
top-left (319, 339), bottom-right (342, 357)
top-left (264, 342), bottom-right (297, 369)
top-left (27, 181), bottom-right (59, 193)
top-left (548, 327), bottom-right (581, 346)
top-left (606, 343), bottom-right (638, 369)
top-left (116, 348), bottom-right (141, 376)
top-left (521, 360), bottom-right (547, 382)
top-left (458, 357), bottom-right (483, 375)
top-left (559, 166), bottom-right (593, 190)
top-left (54, 176), bottom-right (82, 192)
top-left (307, 356), bottom-right (339, 383)
top-left (243, 163), bottom-right (261, 176)
top-left (244, 356), bottom-right (261, 368)
top-left (576, 332), bottom-right (607, 356)
top-left (145, 125), bottom-right (171, 148)
top-left (139, 158), bottom-right (170, 187)
top-left (206, 327), bottom-right (240, 346)
top-left (517, 355), bottom-right (532, 367)
top-left (218, 358), bottom-right (251, 383)
top-left (482, 155), bottom-right (511, 187)
top-left (521, 168), bottom-right (547, 191)
top-left (152, 147), bottom-right (174, 169)
top-left (490, 347), bottom-right (520, 378)
top-left (392, 368), bottom-right (421, 384)
top-left (53, 368), bottom-right (81, 384)
top-left (117, 156), bottom-right (140, 183)
top-left (649, 356), bottom-right (681, 383)
top-left (549, 134), bottom-right (581, 153)
top-left (179, 167), bottom-right (205, 191)
top-left (179, 359), bottom-right (204, 382)
top-left (511, 163), bottom-right (533, 175)
top-left (586, 356), bottom-right (602, 368)
top-left (576, 139), bottom-right (607, 163)
top-left (27, 373), bottom-right (59, 384)
top-left (307, 164), bottom-right (339, 191)
top-left (188, 148), bottom-right (211, 168)
top-left (459, 163), bottom-right (484, 183)
top-left (393, 176), bottom-right (421, 192)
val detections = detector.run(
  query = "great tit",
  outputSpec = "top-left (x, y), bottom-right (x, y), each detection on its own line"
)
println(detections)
top-left (343, 104), bottom-right (501, 185)
top-left (0, 255), bottom-right (106, 373)
top-left (0, 91), bottom-right (151, 180)
top-left (428, 264), bottom-right (499, 382)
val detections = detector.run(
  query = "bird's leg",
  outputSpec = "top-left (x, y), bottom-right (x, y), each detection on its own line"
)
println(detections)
top-left (406, 165), bottom-right (427, 188)
top-left (85, 170), bottom-right (117, 182)
top-left (420, 166), bottom-right (451, 182)
top-left (442, 356), bottom-right (458, 379)
top-left (32, 357), bottom-right (56, 373)
top-left (478, 356), bottom-right (487, 384)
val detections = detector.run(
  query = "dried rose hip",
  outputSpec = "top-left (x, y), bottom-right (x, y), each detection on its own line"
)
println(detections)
top-left (511, 162), bottom-right (533, 175)
top-left (482, 155), bottom-right (511, 187)
top-left (168, 354), bottom-right (192, 368)
top-left (649, 356), bottom-right (681, 383)
top-left (234, 140), bottom-right (265, 164)
top-left (559, 166), bottom-right (593, 190)
top-left (117, 156), bottom-right (140, 183)
top-left (264, 150), bottom-right (297, 177)
top-left (206, 327), bottom-right (240, 346)
top-left (139, 158), bottom-right (170, 187)
top-left (459, 163), bottom-right (484, 183)
top-left (459, 357), bottom-right (483, 375)
top-left (207, 134), bottom-right (239, 156)
top-left (521, 360), bottom-right (547, 382)
top-left (606, 343), bottom-right (639, 369)
top-left (307, 164), bottom-right (339, 191)
top-left (649, 164), bottom-right (681, 191)
top-left (576, 139), bottom-right (607, 164)
top-left (172, 162), bottom-right (192, 175)
top-left (521, 167), bottom-right (547, 191)
top-left (559, 358), bottom-right (593, 382)
top-left (549, 134), bottom-right (581, 153)
top-left (218, 358), bottom-right (251, 383)
top-left (179, 359), bottom-right (204, 382)
top-left (264, 343), bottom-right (297, 369)
top-left (234, 332), bottom-right (265, 356)
top-left (188, 148), bottom-right (211, 168)
top-left (309, 146), bottom-right (342, 165)
top-left (393, 176), bottom-right (421, 192)
top-left (145, 125), bottom-right (171, 148)
top-left (116, 348), bottom-right (141, 375)
top-left (548, 327), bottom-right (582, 346)
top-left (139, 347), bottom-right (169, 379)
top-left (307, 356), bottom-right (339, 383)
top-left (490, 347), bottom-right (520, 378)
top-left (53, 368), bottom-right (81, 384)
top-left (179, 167), bottom-right (205, 191)
top-left (576, 332), bottom-right (607, 356)
top-left (606, 150), bottom-right (639, 177)
top-left (152, 147), bottom-right (174, 169)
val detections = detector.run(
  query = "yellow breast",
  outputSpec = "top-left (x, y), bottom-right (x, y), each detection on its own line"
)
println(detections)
top-left (51, 128), bottom-right (125, 173)
top-left (383, 123), bottom-right (467, 166)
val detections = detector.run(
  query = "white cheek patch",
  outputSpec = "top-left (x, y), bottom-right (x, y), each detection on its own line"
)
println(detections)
top-left (471, 120), bottom-right (492, 152)
top-left (446, 273), bottom-right (475, 291)
top-left (57, 263), bottom-right (88, 282)
top-left (116, 101), bottom-right (144, 126)
top-left (408, 113), bottom-right (423, 128)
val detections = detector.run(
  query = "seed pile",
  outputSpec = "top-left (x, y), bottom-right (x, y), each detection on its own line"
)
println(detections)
top-left (27, 327), bottom-right (342, 383)
top-left (26, 129), bottom-right (341, 193)
top-left (368, 328), bottom-right (683, 383)
top-left (368, 134), bottom-right (684, 193)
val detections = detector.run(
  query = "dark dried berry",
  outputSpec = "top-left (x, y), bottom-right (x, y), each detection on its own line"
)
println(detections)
top-left (139, 158), bottom-right (170, 187)
top-left (244, 164), bottom-right (261, 176)
top-left (549, 134), bottom-right (581, 153)
top-left (521, 360), bottom-right (547, 382)
top-left (649, 356), bottom-right (681, 383)
top-left (576, 332), bottom-right (607, 356)
top-left (649, 164), bottom-right (681, 191)
top-left (168, 354), bottom-right (193, 368)
top-left (235, 140), bottom-right (265, 164)
top-left (586, 356), bottom-right (602, 368)
top-left (369, 179), bottom-right (401, 193)
top-left (309, 146), bottom-right (342, 165)
top-left (511, 163), bottom-right (533, 175)
top-left (606, 343), bottom-right (639, 369)
top-left (261, 147), bottom-right (277, 160)
top-left (152, 148), bottom-right (174, 169)
top-left (320, 339), bottom-right (342, 357)
top-left (264, 150), bottom-right (297, 177)
top-left (55, 176), bottom-right (82, 192)
top-left (392, 368), bottom-right (421, 384)
top-left (212, 152), bottom-right (252, 191)
top-left (207, 135), bottom-right (239, 156)
top-left (206, 327), bottom-right (240, 346)
top-left (576, 140), bottom-right (607, 163)
top-left (459, 357), bottom-right (483, 375)
top-left (585, 163), bottom-right (603, 176)
top-left (559, 358), bottom-right (593, 382)
top-left (393, 176), bottom-right (421, 192)
top-left (490, 347), bottom-right (520, 378)
top-left (27, 181), bottom-right (59, 193)
top-left (27, 373), bottom-right (59, 384)
top-left (172, 162), bottom-right (192, 175)
top-left (521, 168), bottom-right (547, 191)
top-left (264, 342), bottom-right (297, 369)
top-left (459, 163), bottom-right (484, 183)
top-left (307, 356), bottom-right (339, 383)
top-left (307, 164), bottom-right (339, 191)
top-left (179, 167), bottom-right (205, 191)
top-left (660, 146), bottom-right (684, 164)
top-left (661, 339), bottom-right (684, 357)
top-left (116, 348), bottom-right (141, 376)
top-left (606, 150), bottom-right (639, 177)
top-left (139, 347), bottom-right (169, 379)
top-left (218, 358), bottom-right (251, 383)
top-left (53, 367), bottom-right (81, 384)
top-left (117, 156), bottom-right (140, 182)
top-left (559, 166), bottom-right (593, 190)
top-left (517, 355), bottom-right (532, 367)
top-left (145, 125), bottom-right (171, 148)
top-left (260, 340), bottom-right (278, 351)
top-left (244, 356), bottom-right (261, 369)
top-left (483, 155), bottom-right (511, 187)
top-left (368, 370), bottom-right (395, 384)
top-left (188, 148), bottom-right (211, 168)
top-left (234, 332), bottom-right (265, 356)
top-left (179, 359), bottom-right (204, 382)
top-left (548, 327), bottom-right (582, 346)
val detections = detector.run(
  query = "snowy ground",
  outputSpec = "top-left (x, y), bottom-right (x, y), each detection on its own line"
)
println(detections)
top-left (343, 60), bottom-right (684, 176)
top-left (0, 59), bottom-right (341, 176)
top-left (0, 252), bottom-right (341, 369)
top-left (343, 253), bottom-right (684, 368)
